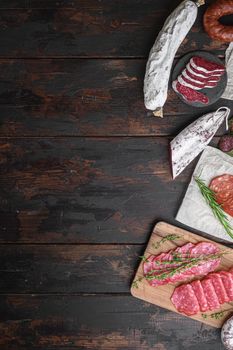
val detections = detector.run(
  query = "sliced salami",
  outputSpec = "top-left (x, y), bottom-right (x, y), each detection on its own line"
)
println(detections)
top-left (172, 81), bottom-right (209, 104)
top-left (180, 73), bottom-right (217, 89)
top-left (201, 279), bottom-right (220, 311)
top-left (219, 271), bottom-right (233, 299)
top-left (207, 273), bottom-right (229, 304)
top-left (191, 280), bottom-right (209, 312)
top-left (185, 68), bottom-right (220, 83)
top-left (143, 242), bottom-right (220, 287)
top-left (171, 268), bottom-right (233, 316)
top-left (209, 174), bottom-right (233, 217)
top-left (191, 56), bottom-right (225, 73)
top-left (186, 62), bottom-right (223, 78)
top-left (171, 284), bottom-right (200, 316)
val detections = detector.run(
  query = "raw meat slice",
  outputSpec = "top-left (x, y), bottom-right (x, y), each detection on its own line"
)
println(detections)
top-left (207, 273), bottom-right (229, 304)
top-left (191, 56), bottom-right (225, 73)
top-left (209, 174), bottom-right (233, 217)
top-left (180, 74), bottom-right (217, 89)
top-left (171, 284), bottom-right (200, 316)
top-left (187, 62), bottom-right (223, 78)
top-left (191, 280), bottom-right (209, 312)
top-left (219, 271), bottom-right (233, 299)
top-left (172, 81), bottom-right (209, 104)
top-left (201, 279), bottom-right (220, 310)
top-left (184, 68), bottom-right (220, 83)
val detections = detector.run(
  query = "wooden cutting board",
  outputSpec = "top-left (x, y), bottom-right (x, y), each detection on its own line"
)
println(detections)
top-left (131, 221), bottom-right (233, 328)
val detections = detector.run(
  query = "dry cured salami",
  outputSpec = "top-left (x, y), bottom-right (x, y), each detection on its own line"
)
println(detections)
top-left (171, 284), bottom-right (200, 316)
top-left (143, 242), bottom-right (220, 287)
top-left (171, 268), bottom-right (233, 316)
top-left (191, 280), bottom-right (209, 312)
top-left (209, 174), bottom-right (233, 217)
top-left (207, 273), bottom-right (229, 304)
top-left (201, 279), bottom-right (220, 310)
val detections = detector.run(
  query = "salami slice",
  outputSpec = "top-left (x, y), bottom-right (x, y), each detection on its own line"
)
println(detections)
top-left (191, 280), bottom-right (209, 312)
top-left (171, 284), bottom-right (200, 316)
top-left (219, 271), bottom-right (233, 299)
top-left (207, 273), bottom-right (229, 304)
top-left (209, 174), bottom-right (233, 217)
top-left (172, 81), bottom-right (209, 104)
top-left (201, 279), bottom-right (220, 311)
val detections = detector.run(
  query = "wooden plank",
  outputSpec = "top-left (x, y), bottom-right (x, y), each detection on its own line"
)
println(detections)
top-left (0, 59), bottom-right (231, 137)
top-left (0, 136), bottom-right (211, 243)
top-left (0, 244), bottom-right (143, 293)
top-left (131, 222), bottom-right (233, 328)
top-left (0, 294), bottom-right (223, 349)
top-left (0, 0), bottom-right (227, 58)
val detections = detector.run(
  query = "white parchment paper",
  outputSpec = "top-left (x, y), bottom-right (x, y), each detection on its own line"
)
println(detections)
top-left (176, 146), bottom-right (233, 242)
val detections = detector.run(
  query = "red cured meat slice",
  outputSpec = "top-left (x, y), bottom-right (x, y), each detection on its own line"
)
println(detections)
top-left (219, 271), bottom-right (233, 299)
top-left (207, 273), bottom-right (229, 304)
top-left (172, 81), bottom-right (209, 104)
top-left (187, 62), bottom-right (223, 78)
top-left (171, 284), bottom-right (200, 316)
top-left (191, 56), bottom-right (225, 73)
top-left (181, 74), bottom-right (217, 89)
top-left (185, 68), bottom-right (220, 83)
top-left (209, 174), bottom-right (233, 217)
top-left (190, 242), bottom-right (218, 257)
top-left (201, 279), bottom-right (220, 311)
top-left (191, 280), bottom-right (209, 312)
top-left (174, 242), bottom-right (194, 257)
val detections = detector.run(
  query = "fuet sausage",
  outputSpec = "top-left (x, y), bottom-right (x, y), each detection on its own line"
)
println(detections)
top-left (144, 0), bottom-right (204, 117)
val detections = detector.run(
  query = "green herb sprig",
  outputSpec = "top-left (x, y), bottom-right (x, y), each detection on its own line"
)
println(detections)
top-left (195, 176), bottom-right (233, 240)
top-left (152, 234), bottom-right (181, 250)
top-left (202, 308), bottom-right (232, 320)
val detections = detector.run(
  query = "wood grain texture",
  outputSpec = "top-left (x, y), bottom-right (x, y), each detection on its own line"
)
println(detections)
top-left (0, 137), bottom-right (213, 244)
top-left (0, 244), bottom-right (142, 293)
top-left (0, 0), bottom-right (227, 58)
top-left (0, 59), bottom-right (231, 137)
top-left (0, 294), bottom-right (223, 350)
top-left (132, 222), bottom-right (233, 328)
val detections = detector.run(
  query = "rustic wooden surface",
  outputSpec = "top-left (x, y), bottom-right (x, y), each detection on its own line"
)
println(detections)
top-left (1, 0), bottom-right (233, 348)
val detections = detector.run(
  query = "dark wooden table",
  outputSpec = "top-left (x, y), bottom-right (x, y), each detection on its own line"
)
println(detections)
top-left (1, 0), bottom-right (233, 349)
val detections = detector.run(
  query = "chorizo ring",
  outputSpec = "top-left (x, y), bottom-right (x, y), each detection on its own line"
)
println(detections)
top-left (204, 0), bottom-right (233, 43)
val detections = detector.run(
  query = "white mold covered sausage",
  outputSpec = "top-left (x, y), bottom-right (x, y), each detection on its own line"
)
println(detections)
top-left (144, 0), bottom-right (203, 117)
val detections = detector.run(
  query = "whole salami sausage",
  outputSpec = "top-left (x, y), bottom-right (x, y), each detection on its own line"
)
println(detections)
top-left (144, 0), bottom-right (204, 117)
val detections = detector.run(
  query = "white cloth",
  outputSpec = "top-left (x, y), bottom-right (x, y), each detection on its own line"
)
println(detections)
top-left (176, 146), bottom-right (233, 242)
top-left (222, 43), bottom-right (233, 100)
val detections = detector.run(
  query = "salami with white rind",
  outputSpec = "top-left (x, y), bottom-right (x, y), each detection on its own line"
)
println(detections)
top-left (144, 0), bottom-right (201, 116)
top-left (170, 107), bottom-right (230, 179)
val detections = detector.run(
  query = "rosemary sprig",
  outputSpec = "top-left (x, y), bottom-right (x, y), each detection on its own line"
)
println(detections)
top-left (194, 176), bottom-right (233, 240)
top-left (152, 234), bottom-right (181, 250)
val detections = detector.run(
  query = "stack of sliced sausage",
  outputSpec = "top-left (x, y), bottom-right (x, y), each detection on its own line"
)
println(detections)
top-left (171, 269), bottom-right (233, 316)
top-left (172, 56), bottom-right (225, 104)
